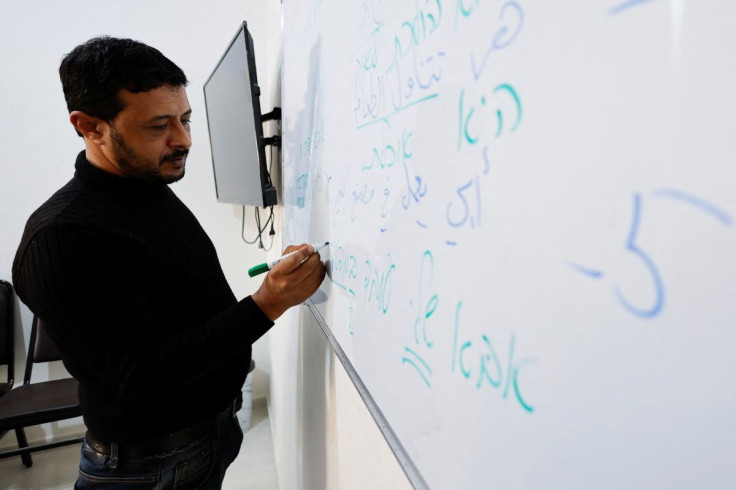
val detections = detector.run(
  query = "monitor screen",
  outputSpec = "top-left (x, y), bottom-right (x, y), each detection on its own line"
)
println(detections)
top-left (203, 21), bottom-right (277, 207)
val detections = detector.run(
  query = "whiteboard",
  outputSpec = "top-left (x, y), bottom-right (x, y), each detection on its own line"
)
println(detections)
top-left (282, 1), bottom-right (736, 488)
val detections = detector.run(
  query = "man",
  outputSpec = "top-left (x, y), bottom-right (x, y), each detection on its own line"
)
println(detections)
top-left (12, 36), bottom-right (325, 489)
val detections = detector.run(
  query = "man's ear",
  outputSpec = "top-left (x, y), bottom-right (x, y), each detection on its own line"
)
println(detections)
top-left (69, 111), bottom-right (107, 143)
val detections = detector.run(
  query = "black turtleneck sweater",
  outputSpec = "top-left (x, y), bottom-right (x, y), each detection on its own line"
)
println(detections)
top-left (12, 151), bottom-right (273, 442)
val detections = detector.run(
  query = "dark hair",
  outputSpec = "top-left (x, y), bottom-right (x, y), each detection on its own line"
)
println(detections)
top-left (59, 36), bottom-right (188, 135)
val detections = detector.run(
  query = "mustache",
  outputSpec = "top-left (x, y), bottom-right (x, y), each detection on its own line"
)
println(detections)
top-left (162, 149), bottom-right (189, 162)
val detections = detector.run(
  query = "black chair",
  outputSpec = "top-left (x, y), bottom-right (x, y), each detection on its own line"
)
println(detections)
top-left (0, 279), bottom-right (23, 465)
top-left (0, 280), bottom-right (14, 398)
top-left (0, 314), bottom-right (83, 467)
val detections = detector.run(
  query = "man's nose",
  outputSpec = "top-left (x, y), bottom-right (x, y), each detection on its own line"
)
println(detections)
top-left (169, 120), bottom-right (192, 149)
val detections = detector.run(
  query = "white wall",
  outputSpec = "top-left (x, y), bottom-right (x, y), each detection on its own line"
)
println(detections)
top-left (0, 2), bottom-right (409, 488)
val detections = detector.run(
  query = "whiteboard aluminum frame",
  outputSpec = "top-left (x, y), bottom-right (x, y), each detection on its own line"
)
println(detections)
top-left (304, 300), bottom-right (429, 490)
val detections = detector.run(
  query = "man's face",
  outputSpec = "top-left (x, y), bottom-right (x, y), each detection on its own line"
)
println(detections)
top-left (106, 84), bottom-right (192, 184)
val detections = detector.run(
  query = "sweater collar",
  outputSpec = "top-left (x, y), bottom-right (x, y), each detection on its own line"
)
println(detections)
top-left (74, 151), bottom-right (169, 198)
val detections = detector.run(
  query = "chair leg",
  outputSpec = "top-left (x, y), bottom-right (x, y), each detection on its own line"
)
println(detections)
top-left (14, 428), bottom-right (33, 468)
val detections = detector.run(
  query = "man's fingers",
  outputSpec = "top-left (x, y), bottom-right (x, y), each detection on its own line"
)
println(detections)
top-left (252, 244), bottom-right (327, 320)
top-left (273, 244), bottom-right (313, 274)
top-left (282, 244), bottom-right (302, 255)
top-left (283, 252), bottom-right (325, 286)
top-left (288, 253), bottom-right (324, 284)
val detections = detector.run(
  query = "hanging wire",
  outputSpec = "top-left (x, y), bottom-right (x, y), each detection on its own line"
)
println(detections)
top-left (241, 205), bottom-right (275, 250)
top-left (240, 119), bottom-right (280, 250)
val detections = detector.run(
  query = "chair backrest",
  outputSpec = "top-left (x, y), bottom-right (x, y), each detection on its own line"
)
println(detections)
top-left (23, 316), bottom-right (64, 385)
top-left (32, 317), bottom-right (63, 363)
top-left (0, 280), bottom-right (14, 386)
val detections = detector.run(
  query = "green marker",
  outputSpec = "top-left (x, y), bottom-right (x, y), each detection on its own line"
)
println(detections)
top-left (248, 242), bottom-right (329, 277)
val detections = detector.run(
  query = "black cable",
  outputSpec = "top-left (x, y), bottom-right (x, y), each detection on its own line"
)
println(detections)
top-left (241, 205), bottom-right (275, 250)
top-left (255, 207), bottom-right (263, 249)
top-left (261, 206), bottom-right (275, 251)
top-left (241, 205), bottom-right (259, 245)
top-left (269, 142), bottom-right (275, 174)
top-left (240, 124), bottom-right (279, 249)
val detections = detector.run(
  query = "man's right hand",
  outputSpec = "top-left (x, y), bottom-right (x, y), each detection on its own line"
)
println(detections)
top-left (251, 243), bottom-right (327, 321)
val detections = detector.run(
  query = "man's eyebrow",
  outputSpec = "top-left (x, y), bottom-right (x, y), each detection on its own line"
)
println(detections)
top-left (145, 109), bottom-right (193, 123)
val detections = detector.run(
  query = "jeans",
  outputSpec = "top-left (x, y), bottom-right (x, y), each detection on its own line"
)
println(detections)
top-left (75, 416), bottom-right (244, 490)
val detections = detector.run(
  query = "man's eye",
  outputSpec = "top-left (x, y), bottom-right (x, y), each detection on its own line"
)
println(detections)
top-left (182, 119), bottom-right (191, 126)
top-left (151, 124), bottom-right (167, 130)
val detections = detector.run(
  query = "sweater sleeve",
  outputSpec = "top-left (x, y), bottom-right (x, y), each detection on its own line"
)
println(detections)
top-left (13, 222), bottom-right (274, 402)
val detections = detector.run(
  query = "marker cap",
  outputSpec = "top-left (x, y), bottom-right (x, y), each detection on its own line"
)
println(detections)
top-left (248, 263), bottom-right (270, 277)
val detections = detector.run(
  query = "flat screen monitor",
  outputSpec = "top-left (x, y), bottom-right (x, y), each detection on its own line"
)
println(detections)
top-left (203, 21), bottom-right (277, 207)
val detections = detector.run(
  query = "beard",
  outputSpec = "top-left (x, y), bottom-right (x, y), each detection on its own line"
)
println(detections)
top-left (110, 128), bottom-right (187, 184)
